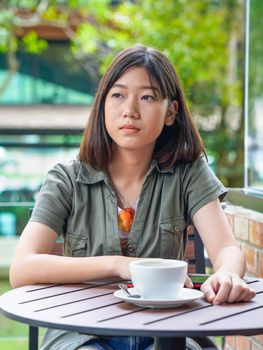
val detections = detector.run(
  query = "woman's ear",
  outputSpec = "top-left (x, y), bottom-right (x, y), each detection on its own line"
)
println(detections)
top-left (165, 100), bottom-right (178, 126)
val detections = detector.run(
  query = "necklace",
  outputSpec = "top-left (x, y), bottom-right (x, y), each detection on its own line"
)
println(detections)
top-left (114, 187), bottom-right (136, 233)
top-left (108, 175), bottom-right (136, 232)
top-left (118, 207), bottom-right (135, 233)
top-left (116, 188), bottom-right (136, 209)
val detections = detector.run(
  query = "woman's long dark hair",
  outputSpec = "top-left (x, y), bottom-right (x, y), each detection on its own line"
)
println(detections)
top-left (79, 45), bottom-right (204, 170)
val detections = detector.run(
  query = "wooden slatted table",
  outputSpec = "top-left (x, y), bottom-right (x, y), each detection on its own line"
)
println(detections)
top-left (0, 278), bottom-right (263, 350)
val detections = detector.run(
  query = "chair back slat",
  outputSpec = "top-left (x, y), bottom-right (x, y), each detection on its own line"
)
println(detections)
top-left (185, 225), bottom-right (206, 274)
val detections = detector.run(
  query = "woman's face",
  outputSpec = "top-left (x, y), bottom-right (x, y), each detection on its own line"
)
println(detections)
top-left (104, 66), bottom-right (176, 154)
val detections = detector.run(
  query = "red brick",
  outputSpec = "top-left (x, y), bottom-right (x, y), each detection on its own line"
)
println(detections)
top-left (258, 251), bottom-right (263, 278)
top-left (236, 335), bottom-right (252, 349)
top-left (253, 335), bottom-right (263, 345)
top-left (234, 215), bottom-right (249, 241)
top-left (225, 335), bottom-right (236, 349)
top-left (225, 212), bottom-right (234, 230)
top-left (242, 245), bottom-right (258, 275)
top-left (249, 220), bottom-right (263, 248)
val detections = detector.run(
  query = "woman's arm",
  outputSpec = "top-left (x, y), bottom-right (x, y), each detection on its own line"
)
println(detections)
top-left (9, 222), bottom-right (135, 288)
top-left (193, 198), bottom-right (256, 304)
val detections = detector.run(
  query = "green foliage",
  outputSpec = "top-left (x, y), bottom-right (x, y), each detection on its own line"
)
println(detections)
top-left (0, 339), bottom-right (27, 350)
top-left (42, 6), bottom-right (68, 21)
top-left (68, 0), bottom-right (240, 110)
top-left (0, 0), bottom-right (241, 105)
top-left (21, 31), bottom-right (47, 54)
top-left (0, 4), bottom-right (47, 54)
top-left (72, 23), bottom-right (101, 55)
top-left (0, 0), bottom-right (246, 185)
top-left (249, 0), bottom-right (263, 101)
top-left (0, 9), bottom-right (14, 29)
top-left (1, 0), bottom-right (38, 9)
top-left (0, 28), bottom-right (12, 53)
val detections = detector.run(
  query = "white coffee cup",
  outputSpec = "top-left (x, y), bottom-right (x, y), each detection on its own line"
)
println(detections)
top-left (129, 258), bottom-right (187, 300)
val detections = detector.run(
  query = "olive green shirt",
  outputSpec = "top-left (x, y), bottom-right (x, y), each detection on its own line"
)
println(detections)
top-left (34, 157), bottom-right (227, 349)
top-left (30, 157), bottom-right (227, 261)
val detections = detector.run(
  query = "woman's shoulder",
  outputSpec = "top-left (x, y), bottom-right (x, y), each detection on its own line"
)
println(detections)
top-left (49, 159), bottom-right (82, 177)
top-left (50, 159), bottom-right (105, 184)
top-left (155, 157), bottom-right (208, 179)
top-left (174, 156), bottom-right (208, 174)
top-left (172, 156), bottom-right (221, 188)
top-left (176, 156), bottom-right (225, 195)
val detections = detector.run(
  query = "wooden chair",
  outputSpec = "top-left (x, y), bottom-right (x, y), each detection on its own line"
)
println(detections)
top-left (185, 224), bottom-right (206, 274)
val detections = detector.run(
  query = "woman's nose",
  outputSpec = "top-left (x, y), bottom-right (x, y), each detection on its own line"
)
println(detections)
top-left (122, 98), bottom-right (139, 119)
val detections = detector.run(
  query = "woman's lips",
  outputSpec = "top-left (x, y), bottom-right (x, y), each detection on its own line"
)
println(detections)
top-left (120, 125), bottom-right (140, 133)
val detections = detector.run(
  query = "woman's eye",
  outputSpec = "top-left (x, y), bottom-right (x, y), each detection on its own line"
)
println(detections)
top-left (142, 95), bottom-right (155, 101)
top-left (112, 93), bottom-right (122, 99)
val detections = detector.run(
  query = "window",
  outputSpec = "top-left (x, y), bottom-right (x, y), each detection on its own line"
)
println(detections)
top-left (227, 0), bottom-right (263, 212)
top-left (245, 0), bottom-right (263, 192)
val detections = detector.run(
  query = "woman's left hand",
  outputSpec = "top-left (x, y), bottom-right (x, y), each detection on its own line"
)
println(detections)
top-left (184, 274), bottom-right (194, 288)
top-left (200, 269), bottom-right (256, 304)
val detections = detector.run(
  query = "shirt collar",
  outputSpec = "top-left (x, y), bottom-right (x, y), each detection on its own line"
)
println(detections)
top-left (76, 160), bottom-right (174, 184)
top-left (146, 159), bottom-right (174, 176)
top-left (76, 162), bottom-right (106, 184)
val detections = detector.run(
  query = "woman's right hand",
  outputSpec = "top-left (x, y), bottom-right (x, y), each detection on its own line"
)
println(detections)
top-left (114, 256), bottom-right (140, 280)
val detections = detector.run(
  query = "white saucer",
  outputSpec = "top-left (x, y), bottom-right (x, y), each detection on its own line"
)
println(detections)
top-left (113, 288), bottom-right (203, 308)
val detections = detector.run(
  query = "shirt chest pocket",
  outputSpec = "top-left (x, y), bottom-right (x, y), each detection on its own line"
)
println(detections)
top-left (64, 233), bottom-right (87, 257)
top-left (159, 218), bottom-right (186, 259)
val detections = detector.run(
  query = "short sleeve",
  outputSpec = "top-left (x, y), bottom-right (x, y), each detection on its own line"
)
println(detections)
top-left (182, 157), bottom-right (228, 221)
top-left (29, 163), bottom-right (73, 235)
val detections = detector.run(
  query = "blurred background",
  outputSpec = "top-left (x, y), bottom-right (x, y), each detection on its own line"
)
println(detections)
top-left (0, 0), bottom-right (262, 348)
top-left (0, 0), bottom-right (262, 239)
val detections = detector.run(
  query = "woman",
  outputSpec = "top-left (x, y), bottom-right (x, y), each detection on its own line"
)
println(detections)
top-left (10, 45), bottom-right (255, 350)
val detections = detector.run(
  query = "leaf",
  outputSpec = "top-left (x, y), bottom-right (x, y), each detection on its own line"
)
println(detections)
top-left (21, 31), bottom-right (48, 54)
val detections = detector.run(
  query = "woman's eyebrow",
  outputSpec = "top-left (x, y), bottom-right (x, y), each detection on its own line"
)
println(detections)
top-left (112, 83), bottom-right (160, 94)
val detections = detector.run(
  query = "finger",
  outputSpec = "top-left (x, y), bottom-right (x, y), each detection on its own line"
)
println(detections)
top-left (237, 287), bottom-right (256, 302)
top-left (227, 277), bottom-right (256, 303)
top-left (201, 277), bottom-right (218, 303)
top-left (236, 289), bottom-right (251, 302)
top-left (184, 275), bottom-right (194, 288)
top-left (226, 276), bottom-right (246, 303)
top-left (243, 288), bottom-right (256, 301)
top-left (212, 275), bottom-right (232, 304)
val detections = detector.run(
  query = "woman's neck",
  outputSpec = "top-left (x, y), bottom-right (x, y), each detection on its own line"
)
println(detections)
top-left (108, 148), bottom-right (152, 207)
top-left (109, 148), bottom-right (152, 183)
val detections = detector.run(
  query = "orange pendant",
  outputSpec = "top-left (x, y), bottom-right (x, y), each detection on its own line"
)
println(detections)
top-left (118, 207), bottom-right (135, 233)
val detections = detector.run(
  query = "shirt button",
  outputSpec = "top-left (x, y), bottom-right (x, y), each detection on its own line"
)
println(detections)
top-left (174, 226), bottom-right (179, 232)
top-left (127, 244), bottom-right (135, 252)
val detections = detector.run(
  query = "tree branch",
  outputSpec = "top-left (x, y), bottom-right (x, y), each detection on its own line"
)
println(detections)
top-left (0, 34), bottom-right (19, 96)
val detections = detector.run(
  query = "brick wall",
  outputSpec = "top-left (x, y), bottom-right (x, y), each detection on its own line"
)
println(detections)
top-left (224, 204), bottom-right (263, 350)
